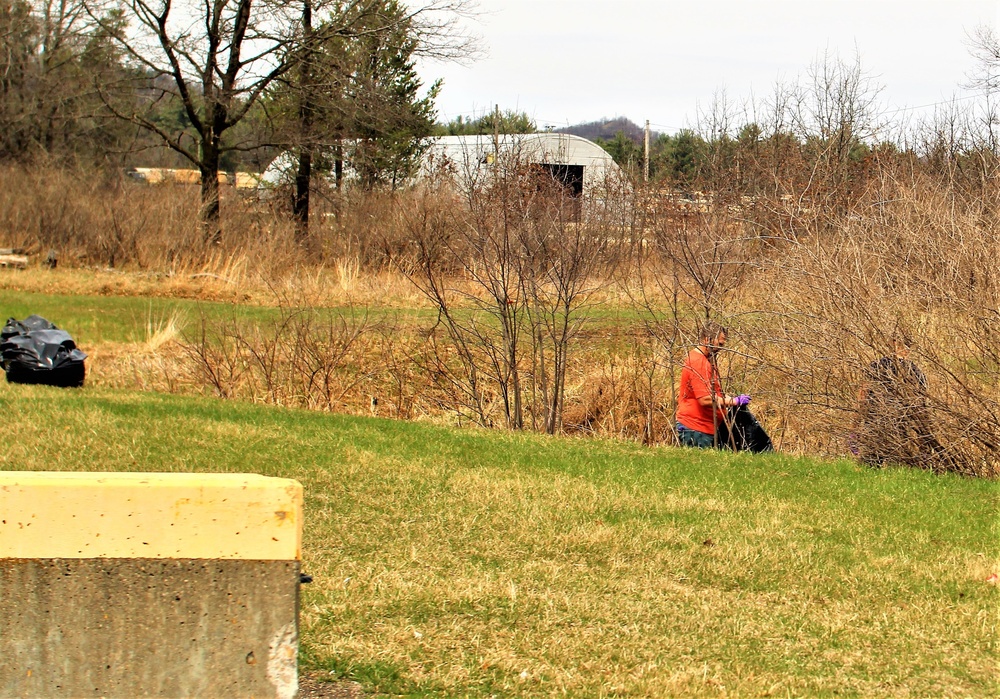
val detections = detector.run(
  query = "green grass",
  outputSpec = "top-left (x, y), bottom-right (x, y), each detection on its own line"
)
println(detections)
top-left (0, 290), bottom-right (265, 344)
top-left (0, 289), bottom-right (662, 347)
top-left (2, 383), bottom-right (996, 697)
top-left (0, 289), bottom-right (470, 347)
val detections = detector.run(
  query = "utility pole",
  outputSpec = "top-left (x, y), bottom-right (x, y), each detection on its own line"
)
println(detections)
top-left (644, 119), bottom-right (650, 183)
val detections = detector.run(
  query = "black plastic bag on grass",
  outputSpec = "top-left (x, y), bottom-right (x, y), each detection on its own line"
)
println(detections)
top-left (1, 315), bottom-right (87, 387)
top-left (1, 314), bottom-right (56, 341)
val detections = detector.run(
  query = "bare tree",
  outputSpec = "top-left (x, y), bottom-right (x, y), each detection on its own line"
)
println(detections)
top-left (966, 24), bottom-right (1000, 94)
top-left (519, 173), bottom-right (620, 434)
top-left (795, 49), bottom-right (886, 214)
top-left (399, 138), bottom-right (619, 433)
top-left (85, 0), bottom-right (306, 242)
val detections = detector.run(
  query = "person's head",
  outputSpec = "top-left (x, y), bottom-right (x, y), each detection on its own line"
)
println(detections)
top-left (698, 321), bottom-right (728, 356)
top-left (890, 330), bottom-right (913, 359)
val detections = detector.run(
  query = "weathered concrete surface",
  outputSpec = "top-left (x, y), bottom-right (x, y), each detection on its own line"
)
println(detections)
top-left (0, 558), bottom-right (300, 699)
top-left (0, 472), bottom-right (304, 699)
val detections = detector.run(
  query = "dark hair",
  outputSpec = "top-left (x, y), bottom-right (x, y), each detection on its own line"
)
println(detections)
top-left (698, 321), bottom-right (727, 342)
top-left (891, 332), bottom-right (912, 349)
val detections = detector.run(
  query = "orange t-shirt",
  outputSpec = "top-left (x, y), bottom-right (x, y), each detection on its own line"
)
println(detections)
top-left (677, 348), bottom-right (725, 434)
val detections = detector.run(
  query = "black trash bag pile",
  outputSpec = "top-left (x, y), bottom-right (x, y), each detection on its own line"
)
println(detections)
top-left (721, 406), bottom-right (774, 453)
top-left (1, 315), bottom-right (87, 387)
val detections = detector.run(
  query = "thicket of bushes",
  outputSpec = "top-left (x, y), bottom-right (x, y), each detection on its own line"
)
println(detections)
top-left (2, 140), bottom-right (997, 478)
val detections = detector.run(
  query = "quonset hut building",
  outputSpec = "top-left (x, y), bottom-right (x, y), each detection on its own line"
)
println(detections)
top-left (420, 133), bottom-right (624, 198)
top-left (260, 133), bottom-right (624, 200)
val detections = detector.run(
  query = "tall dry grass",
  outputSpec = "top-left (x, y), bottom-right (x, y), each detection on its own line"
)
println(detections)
top-left (1, 160), bottom-right (997, 476)
top-left (0, 164), bottom-right (279, 274)
top-left (750, 170), bottom-right (999, 474)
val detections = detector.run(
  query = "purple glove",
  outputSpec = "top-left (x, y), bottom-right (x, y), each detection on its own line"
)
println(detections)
top-left (734, 394), bottom-right (751, 407)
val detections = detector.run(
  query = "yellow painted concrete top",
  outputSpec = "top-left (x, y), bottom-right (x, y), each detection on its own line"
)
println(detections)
top-left (0, 472), bottom-right (302, 560)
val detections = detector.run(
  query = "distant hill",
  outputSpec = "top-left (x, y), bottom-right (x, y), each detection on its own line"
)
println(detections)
top-left (555, 117), bottom-right (658, 144)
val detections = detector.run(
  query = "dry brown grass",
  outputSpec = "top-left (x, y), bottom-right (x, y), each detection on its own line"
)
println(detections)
top-left (2, 161), bottom-right (997, 475)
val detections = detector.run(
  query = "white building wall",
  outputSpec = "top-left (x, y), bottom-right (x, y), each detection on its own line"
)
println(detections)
top-left (259, 133), bottom-right (625, 195)
top-left (420, 133), bottom-right (623, 196)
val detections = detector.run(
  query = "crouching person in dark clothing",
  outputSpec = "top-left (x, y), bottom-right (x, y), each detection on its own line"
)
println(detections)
top-left (856, 334), bottom-right (954, 470)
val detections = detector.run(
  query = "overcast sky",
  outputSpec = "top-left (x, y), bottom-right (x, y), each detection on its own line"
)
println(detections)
top-left (417, 0), bottom-right (1000, 134)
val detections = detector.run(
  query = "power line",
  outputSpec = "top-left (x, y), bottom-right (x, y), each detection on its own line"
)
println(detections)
top-left (881, 92), bottom-right (980, 116)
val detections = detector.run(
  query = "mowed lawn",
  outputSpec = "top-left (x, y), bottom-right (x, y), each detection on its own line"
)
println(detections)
top-left (2, 383), bottom-right (997, 697)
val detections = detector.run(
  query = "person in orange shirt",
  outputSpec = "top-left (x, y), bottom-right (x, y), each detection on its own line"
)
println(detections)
top-left (676, 322), bottom-right (751, 448)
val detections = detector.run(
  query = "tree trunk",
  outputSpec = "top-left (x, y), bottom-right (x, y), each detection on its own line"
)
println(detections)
top-left (293, 0), bottom-right (314, 246)
top-left (335, 140), bottom-right (343, 188)
top-left (294, 149), bottom-right (312, 245)
top-left (199, 134), bottom-right (222, 245)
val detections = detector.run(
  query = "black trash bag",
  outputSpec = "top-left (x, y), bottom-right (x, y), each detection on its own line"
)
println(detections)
top-left (1, 314), bottom-right (56, 341)
top-left (719, 405), bottom-right (773, 453)
top-left (1, 315), bottom-right (87, 387)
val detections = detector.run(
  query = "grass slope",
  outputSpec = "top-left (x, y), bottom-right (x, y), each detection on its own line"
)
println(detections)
top-left (2, 384), bottom-right (997, 697)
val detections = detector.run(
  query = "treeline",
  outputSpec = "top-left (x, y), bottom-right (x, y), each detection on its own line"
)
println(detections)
top-left (0, 0), bottom-right (472, 240)
top-left (0, 0), bottom-right (133, 162)
top-left (436, 109), bottom-right (536, 136)
top-left (433, 43), bottom-right (1000, 215)
top-left (595, 48), bottom-right (1000, 207)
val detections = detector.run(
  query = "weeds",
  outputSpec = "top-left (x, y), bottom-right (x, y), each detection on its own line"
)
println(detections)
top-left (180, 303), bottom-right (379, 412)
top-left (1, 155), bottom-right (998, 476)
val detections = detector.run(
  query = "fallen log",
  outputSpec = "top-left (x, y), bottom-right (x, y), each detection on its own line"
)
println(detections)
top-left (0, 254), bottom-right (28, 269)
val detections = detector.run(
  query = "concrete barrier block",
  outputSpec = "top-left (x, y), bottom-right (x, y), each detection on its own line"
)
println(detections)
top-left (0, 471), bottom-right (304, 699)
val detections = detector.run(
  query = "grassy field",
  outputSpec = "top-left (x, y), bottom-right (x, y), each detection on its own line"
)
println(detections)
top-left (0, 287), bottom-right (385, 344)
top-left (3, 382), bottom-right (997, 697)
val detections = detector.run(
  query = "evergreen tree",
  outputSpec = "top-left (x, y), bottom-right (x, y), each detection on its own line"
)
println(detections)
top-left (652, 129), bottom-right (707, 186)
top-left (594, 130), bottom-right (642, 175)
top-left (347, 0), bottom-right (440, 189)
top-left (439, 109), bottom-right (535, 135)
top-left (267, 0), bottom-right (448, 242)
